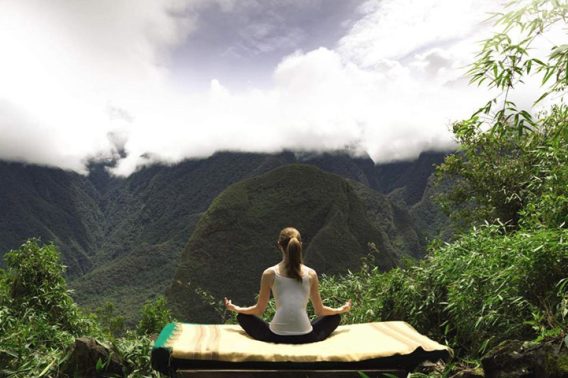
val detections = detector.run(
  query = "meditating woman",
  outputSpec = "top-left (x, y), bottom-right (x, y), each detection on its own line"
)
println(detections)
top-left (224, 226), bottom-right (352, 344)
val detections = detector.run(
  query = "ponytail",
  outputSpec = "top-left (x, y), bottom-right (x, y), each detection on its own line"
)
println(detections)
top-left (279, 229), bottom-right (303, 282)
top-left (286, 238), bottom-right (302, 282)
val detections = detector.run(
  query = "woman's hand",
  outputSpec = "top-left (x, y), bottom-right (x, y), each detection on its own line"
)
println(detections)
top-left (337, 299), bottom-right (352, 314)
top-left (224, 297), bottom-right (241, 313)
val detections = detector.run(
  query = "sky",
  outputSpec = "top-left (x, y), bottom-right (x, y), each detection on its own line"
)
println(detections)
top-left (0, 0), bottom-right (543, 177)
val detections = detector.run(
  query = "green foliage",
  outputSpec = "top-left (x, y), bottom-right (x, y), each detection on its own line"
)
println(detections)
top-left (520, 105), bottom-right (568, 228)
top-left (316, 226), bottom-right (568, 356)
top-left (0, 239), bottom-right (101, 377)
top-left (436, 104), bottom-right (568, 230)
top-left (95, 301), bottom-right (126, 338)
top-left (361, 1), bottom-right (568, 371)
top-left (136, 296), bottom-right (174, 337)
top-left (436, 0), bottom-right (568, 231)
top-left (113, 331), bottom-right (161, 378)
top-left (0, 239), bottom-right (168, 377)
top-left (469, 0), bottom-right (568, 106)
top-left (4, 239), bottom-right (89, 332)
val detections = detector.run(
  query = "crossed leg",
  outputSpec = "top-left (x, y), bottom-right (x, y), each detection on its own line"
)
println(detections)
top-left (236, 313), bottom-right (341, 344)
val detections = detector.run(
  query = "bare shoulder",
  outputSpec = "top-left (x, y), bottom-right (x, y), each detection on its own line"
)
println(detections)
top-left (262, 267), bottom-right (276, 277)
top-left (305, 266), bottom-right (317, 279)
top-left (305, 267), bottom-right (319, 290)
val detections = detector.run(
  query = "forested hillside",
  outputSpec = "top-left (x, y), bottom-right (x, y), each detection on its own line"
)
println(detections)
top-left (70, 152), bottom-right (299, 319)
top-left (167, 164), bottom-right (422, 322)
top-left (0, 150), bottom-right (447, 322)
top-left (0, 162), bottom-right (105, 276)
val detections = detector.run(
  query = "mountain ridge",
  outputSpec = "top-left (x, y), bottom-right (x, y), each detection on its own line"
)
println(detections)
top-left (0, 150), bottom-right (450, 321)
top-left (167, 164), bottom-right (403, 322)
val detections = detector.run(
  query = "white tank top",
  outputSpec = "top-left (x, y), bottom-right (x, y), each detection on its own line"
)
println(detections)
top-left (269, 266), bottom-right (313, 335)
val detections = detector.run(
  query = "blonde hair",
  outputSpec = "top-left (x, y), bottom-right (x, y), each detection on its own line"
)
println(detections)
top-left (278, 227), bottom-right (303, 282)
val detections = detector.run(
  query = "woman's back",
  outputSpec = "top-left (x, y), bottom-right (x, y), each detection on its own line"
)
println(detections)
top-left (269, 264), bottom-right (313, 335)
top-left (224, 226), bottom-right (350, 343)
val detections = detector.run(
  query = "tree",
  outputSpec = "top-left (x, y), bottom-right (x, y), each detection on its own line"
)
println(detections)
top-left (3, 238), bottom-right (96, 334)
top-left (0, 239), bottom-right (100, 377)
top-left (436, 0), bottom-right (568, 230)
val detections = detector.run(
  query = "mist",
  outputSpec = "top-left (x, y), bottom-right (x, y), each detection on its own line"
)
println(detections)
top-left (0, 0), bottom-right (514, 177)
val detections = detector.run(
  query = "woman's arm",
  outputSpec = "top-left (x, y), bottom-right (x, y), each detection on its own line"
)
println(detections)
top-left (224, 268), bottom-right (275, 316)
top-left (309, 269), bottom-right (352, 317)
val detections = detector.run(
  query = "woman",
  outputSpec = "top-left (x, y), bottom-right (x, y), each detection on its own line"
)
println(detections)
top-left (224, 227), bottom-right (352, 344)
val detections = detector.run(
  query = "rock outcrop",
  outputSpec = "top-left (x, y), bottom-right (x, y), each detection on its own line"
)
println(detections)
top-left (62, 337), bottom-right (124, 377)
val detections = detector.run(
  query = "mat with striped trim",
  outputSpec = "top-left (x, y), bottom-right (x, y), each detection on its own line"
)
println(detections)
top-left (151, 321), bottom-right (451, 374)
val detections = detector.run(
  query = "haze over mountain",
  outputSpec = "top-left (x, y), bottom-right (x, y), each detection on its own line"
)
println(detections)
top-left (0, 150), bottom-right (449, 321)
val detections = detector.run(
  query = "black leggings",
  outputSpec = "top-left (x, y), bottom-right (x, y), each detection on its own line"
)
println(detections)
top-left (237, 313), bottom-right (341, 344)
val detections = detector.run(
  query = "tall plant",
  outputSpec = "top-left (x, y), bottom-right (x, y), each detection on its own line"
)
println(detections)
top-left (436, 0), bottom-right (568, 230)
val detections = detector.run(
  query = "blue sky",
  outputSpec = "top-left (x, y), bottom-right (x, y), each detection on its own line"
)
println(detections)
top-left (171, 0), bottom-right (365, 91)
top-left (0, 0), bottom-right (520, 176)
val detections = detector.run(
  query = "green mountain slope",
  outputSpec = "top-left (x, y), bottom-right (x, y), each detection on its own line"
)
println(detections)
top-left (349, 180), bottom-right (423, 259)
top-left (0, 150), bottom-right (448, 322)
top-left (372, 151), bottom-right (448, 206)
top-left (166, 164), bottom-right (408, 323)
top-left (0, 161), bottom-right (105, 276)
top-left (409, 175), bottom-right (454, 244)
top-left (69, 152), bottom-right (297, 318)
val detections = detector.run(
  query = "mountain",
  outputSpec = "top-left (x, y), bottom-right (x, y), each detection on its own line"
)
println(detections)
top-left (0, 150), bottom-right (450, 322)
top-left (0, 161), bottom-right (105, 276)
top-left (166, 164), bottom-right (406, 322)
top-left (409, 175), bottom-right (454, 243)
top-left (300, 150), bottom-right (447, 206)
top-left (298, 152), bottom-right (382, 188)
top-left (349, 179), bottom-right (422, 259)
top-left (303, 151), bottom-right (451, 246)
top-left (371, 151), bottom-right (448, 206)
top-left (70, 152), bottom-right (298, 317)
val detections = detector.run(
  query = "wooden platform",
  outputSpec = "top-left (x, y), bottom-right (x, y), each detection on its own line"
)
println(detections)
top-left (152, 322), bottom-right (451, 377)
top-left (174, 369), bottom-right (407, 377)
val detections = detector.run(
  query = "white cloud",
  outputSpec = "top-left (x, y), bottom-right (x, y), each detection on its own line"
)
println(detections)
top-left (339, 0), bottom-right (496, 65)
top-left (1, 0), bottom-right (529, 177)
top-left (0, 0), bottom-right (196, 173)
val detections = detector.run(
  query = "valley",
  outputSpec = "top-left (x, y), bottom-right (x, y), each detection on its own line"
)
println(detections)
top-left (0, 150), bottom-right (449, 323)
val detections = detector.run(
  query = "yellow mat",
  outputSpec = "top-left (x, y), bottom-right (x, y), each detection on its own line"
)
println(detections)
top-left (159, 321), bottom-right (451, 363)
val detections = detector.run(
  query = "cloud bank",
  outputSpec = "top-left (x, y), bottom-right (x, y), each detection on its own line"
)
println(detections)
top-left (0, 0), bottom-right (507, 176)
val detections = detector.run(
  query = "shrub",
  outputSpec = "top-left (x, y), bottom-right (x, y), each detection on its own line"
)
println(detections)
top-left (0, 239), bottom-right (101, 377)
top-left (95, 301), bottom-right (126, 338)
top-left (316, 225), bottom-right (568, 356)
top-left (113, 331), bottom-right (160, 377)
top-left (136, 295), bottom-right (174, 336)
